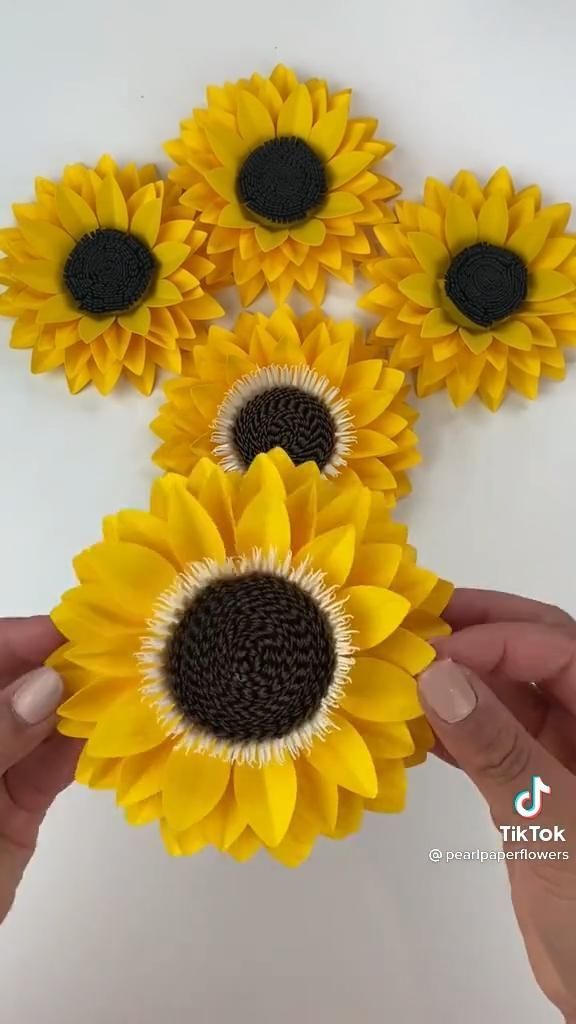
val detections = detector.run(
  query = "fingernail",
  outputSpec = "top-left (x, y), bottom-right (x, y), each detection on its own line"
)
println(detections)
top-left (418, 659), bottom-right (478, 724)
top-left (11, 667), bottom-right (63, 725)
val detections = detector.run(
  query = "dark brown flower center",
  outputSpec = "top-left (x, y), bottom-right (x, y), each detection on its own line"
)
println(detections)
top-left (237, 137), bottom-right (327, 225)
top-left (232, 386), bottom-right (336, 470)
top-left (444, 242), bottom-right (528, 328)
top-left (166, 573), bottom-right (336, 743)
top-left (63, 228), bottom-right (156, 315)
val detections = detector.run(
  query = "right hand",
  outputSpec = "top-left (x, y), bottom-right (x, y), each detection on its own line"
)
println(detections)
top-left (418, 590), bottom-right (576, 1022)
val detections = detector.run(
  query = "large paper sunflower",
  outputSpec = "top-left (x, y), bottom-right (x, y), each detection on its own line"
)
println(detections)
top-left (0, 155), bottom-right (224, 395)
top-left (151, 306), bottom-right (420, 506)
top-left (360, 168), bottom-right (576, 410)
top-left (164, 65), bottom-right (399, 306)
top-left (51, 452), bottom-right (452, 866)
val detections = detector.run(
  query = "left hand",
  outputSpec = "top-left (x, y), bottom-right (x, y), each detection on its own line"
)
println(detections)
top-left (0, 616), bottom-right (80, 924)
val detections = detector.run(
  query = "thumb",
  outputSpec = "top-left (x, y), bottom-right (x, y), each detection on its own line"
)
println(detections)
top-left (0, 667), bottom-right (64, 776)
top-left (418, 659), bottom-right (569, 825)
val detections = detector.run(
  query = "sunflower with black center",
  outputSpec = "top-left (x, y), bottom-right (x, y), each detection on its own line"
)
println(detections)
top-left (151, 306), bottom-right (420, 505)
top-left (50, 451), bottom-right (452, 866)
top-left (360, 168), bottom-right (576, 410)
top-left (164, 65), bottom-right (399, 306)
top-left (0, 155), bottom-right (224, 395)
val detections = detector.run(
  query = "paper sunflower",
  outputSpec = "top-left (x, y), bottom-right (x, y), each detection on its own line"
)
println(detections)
top-left (151, 306), bottom-right (419, 505)
top-left (51, 452), bottom-right (452, 866)
top-left (164, 65), bottom-right (399, 306)
top-left (0, 155), bottom-right (224, 395)
top-left (360, 168), bottom-right (576, 410)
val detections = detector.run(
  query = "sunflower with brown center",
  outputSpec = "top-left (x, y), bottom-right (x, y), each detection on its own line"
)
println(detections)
top-left (0, 155), bottom-right (224, 394)
top-left (360, 168), bottom-right (576, 410)
top-left (164, 65), bottom-right (399, 306)
top-left (151, 306), bottom-right (420, 505)
top-left (51, 451), bottom-right (452, 866)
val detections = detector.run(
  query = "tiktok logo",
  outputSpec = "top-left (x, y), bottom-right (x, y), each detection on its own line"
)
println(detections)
top-left (513, 776), bottom-right (551, 819)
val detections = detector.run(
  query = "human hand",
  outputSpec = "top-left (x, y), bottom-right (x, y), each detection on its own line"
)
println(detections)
top-left (0, 616), bottom-right (80, 924)
top-left (418, 590), bottom-right (576, 1023)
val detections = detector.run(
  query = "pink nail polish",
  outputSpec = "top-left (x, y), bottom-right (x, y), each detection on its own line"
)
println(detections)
top-left (418, 660), bottom-right (477, 724)
top-left (11, 667), bottom-right (63, 725)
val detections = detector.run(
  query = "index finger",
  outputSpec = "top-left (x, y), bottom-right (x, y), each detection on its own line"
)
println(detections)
top-left (445, 589), bottom-right (574, 632)
top-left (0, 617), bottom-right (63, 688)
top-left (434, 621), bottom-right (576, 716)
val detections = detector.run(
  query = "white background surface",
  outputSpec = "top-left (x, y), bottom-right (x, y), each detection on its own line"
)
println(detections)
top-left (0, 0), bottom-right (574, 1020)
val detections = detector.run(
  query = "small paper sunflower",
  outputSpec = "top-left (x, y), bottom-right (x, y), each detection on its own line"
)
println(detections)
top-left (164, 65), bottom-right (399, 306)
top-left (151, 306), bottom-right (420, 505)
top-left (51, 452), bottom-right (452, 866)
top-left (0, 155), bottom-right (224, 395)
top-left (360, 168), bottom-right (576, 410)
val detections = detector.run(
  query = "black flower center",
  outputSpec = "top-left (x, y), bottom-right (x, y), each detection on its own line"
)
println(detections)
top-left (444, 242), bottom-right (528, 328)
top-left (237, 137), bottom-right (327, 225)
top-left (63, 228), bottom-right (156, 315)
top-left (166, 573), bottom-right (336, 743)
top-left (232, 386), bottom-right (336, 471)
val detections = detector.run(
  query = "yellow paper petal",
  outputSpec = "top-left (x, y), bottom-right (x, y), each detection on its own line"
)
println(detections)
top-left (306, 714), bottom-right (377, 798)
top-left (318, 192), bottom-right (363, 219)
top-left (529, 269), bottom-right (575, 301)
top-left (117, 743), bottom-right (172, 806)
top-left (340, 658), bottom-right (422, 722)
top-left (397, 273), bottom-right (439, 309)
top-left (372, 627), bottom-right (435, 676)
top-left (201, 782), bottom-right (247, 850)
top-left (118, 305), bottom-right (151, 336)
top-left (59, 718), bottom-right (94, 739)
top-left (347, 543), bottom-right (403, 588)
top-left (237, 90), bottom-right (276, 146)
top-left (77, 541), bottom-right (176, 613)
top-left (311, 338), bottom-right (350, 388)
top-left (407, 232), bottom-right (450, 275)
top-left (87, 693), bottom-right (165, 758)
top-left (153, 241), bottom-right (190, 278)
top-left (298, 760), bottom-right (338, 832)
top-left (267, 823), bottom-right (317, 868)
top-left (166, 478), bottom-right (226, 565)
top-left (147, 279), bottom-right (183, 307)
top-left (308, 107), bottom-right (348, 161)
top-left (329, 789), bottom-right (364, 839)
top-left (477, 194), bottom-right (509, 246)
top-left (365, 759), bottom-right (407, 813)
top-left (328, 151), bottom-right (373, 188)
top-left (19, 220), bottom-right (74, 261)
top-left (289, 220), bottom-right (326, 246)
top-left (125, 795), bottom-right (163, 827)
top-left (493, 320), bottom-right (533, 350)
top-left (234, 759), bottom-right (297, 846)
top-left (277, 85), bottom-right (313, 138)
top-left (236, 491), bottom-right (290, 559)
top-left (508, 219), bottom-right (550, 263)
top-left (12, 260), bottom-right (61, 293)
top-left (226, 828), bottom-right (261, 863)
top-left (255, 225), bottom-right (288, 252)
top-left (339, 586), bottom-right (411, 649)
top-left (296, 525), bottom-right (356, 587)
top-left (445, 195), bottom-right (477, 255)
top-left (286, 480), bottom-right (318, 554)
top-left (96, 175), bottom-right (129, 230)
top-left (78, 315), bottom-right (114, 344)
top-left (56, 186), bottom-right (98, 238)
top-left (58, 680), bottom-right (131, 721)
top-left (163, 748), bottom-right (230, 831)
top-left (131, 198), bottom-right (162, 248)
